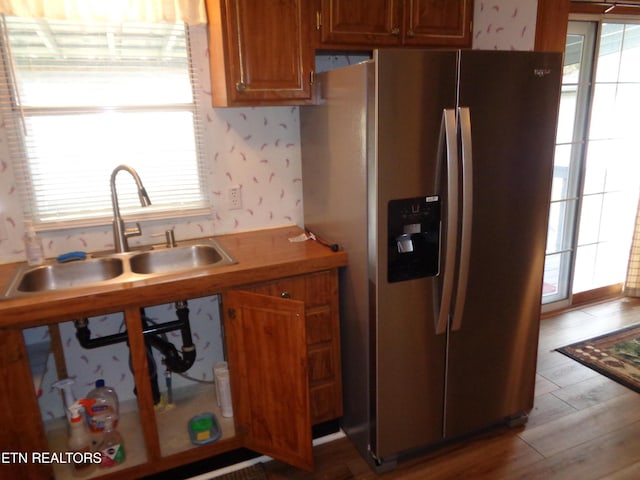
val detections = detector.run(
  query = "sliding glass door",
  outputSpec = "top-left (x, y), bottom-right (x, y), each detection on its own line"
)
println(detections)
top-left (543, 20), bottom-right (640, 310)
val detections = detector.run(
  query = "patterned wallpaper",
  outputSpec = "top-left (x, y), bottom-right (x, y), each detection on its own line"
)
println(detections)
top-left (473, 0), bottom-right (538, 51)
top-left (7, 1), bottom-right (540, 420)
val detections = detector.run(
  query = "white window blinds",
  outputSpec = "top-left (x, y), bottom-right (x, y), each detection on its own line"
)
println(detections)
top-left (0, 16), bottom-right (210, 229)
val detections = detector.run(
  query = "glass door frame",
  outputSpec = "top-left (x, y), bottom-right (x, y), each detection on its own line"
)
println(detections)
top-left (543, 16), bottom-right (640, 312)
top-left (543, 20), bottom-right (597, 312)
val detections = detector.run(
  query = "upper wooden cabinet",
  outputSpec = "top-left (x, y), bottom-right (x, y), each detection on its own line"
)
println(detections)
top-left (317, 0), bottom-right (403, 46)
top-left (316, 0), bottom-right (473, 48)
top-left (405, 0), bottom-right (473, 46)
top-left (206, 0), bottom-right (314, 106)
top-left (205, 0), bottom-right (473, 106)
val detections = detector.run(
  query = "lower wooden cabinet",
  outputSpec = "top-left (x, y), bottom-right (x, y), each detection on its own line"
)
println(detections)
top-left (236, 270), bottom-right (343, 425)
top-left (0, 268), bottom-right (342, 478)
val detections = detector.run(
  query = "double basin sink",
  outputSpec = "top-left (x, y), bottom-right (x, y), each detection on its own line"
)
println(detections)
top-left (3, 238), bottom-right (237, 299)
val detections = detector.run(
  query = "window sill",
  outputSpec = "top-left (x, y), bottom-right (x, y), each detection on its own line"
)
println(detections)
top-left (33, 206), bottom-right (212, 232)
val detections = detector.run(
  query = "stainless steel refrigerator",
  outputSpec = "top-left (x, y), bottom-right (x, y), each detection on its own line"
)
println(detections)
top-left (300, 49), bottom-right (562, 471)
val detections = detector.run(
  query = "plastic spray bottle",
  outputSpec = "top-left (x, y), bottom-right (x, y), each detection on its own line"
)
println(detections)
top-left (97, 413), bottom-right (125, 468)
top-left (67, 401), bottom-right (95, 476)
top-left (78, 398), bottom-right (101, 448)
top-left (23, 220), bottom-right (45, 266)
top-left (53, 378), bottom-right (76, 420)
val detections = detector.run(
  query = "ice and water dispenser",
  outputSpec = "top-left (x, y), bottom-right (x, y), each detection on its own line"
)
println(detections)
top-left (388, 196), bottom-right (441, 283)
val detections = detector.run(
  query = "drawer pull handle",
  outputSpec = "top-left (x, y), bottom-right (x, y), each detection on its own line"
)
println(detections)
top-left (281, 291), bottom-right (291, 299)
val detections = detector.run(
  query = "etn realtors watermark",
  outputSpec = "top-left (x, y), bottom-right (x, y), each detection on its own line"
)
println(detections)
top-left (1, 451), bottom-right (102, 464)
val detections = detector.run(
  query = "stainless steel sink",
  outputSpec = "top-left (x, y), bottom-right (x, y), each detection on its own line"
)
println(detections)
top-left (2, 238), bottom-right (236, 299)
top-left (129, 243), bottom-right (234, 275)
top-left (14, 257), bottom-right (125, 293)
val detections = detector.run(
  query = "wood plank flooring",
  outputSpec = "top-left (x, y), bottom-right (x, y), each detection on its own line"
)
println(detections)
top-left (264, 297), bottom-right (640, 480)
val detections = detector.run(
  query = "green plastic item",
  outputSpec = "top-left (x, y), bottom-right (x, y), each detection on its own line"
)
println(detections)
top-left (188, 412), bottom-right (221, 445)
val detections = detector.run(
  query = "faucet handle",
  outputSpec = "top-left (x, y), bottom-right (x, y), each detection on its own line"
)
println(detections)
top-left (124, 222), bottom-right (142, 238)
top-left (165, 229), bottom-right (176, 248)
top-left (151, 229), bottom-right (177, 248)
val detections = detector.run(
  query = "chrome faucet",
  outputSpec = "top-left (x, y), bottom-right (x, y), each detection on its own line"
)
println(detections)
top-left (110, 164), bottom-right (151, 253)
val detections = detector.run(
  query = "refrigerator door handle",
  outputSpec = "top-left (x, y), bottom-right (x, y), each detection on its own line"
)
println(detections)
top-left (451, 107), bottom-right (474, 332)
top-left (435, 108), bottom-right (459, 335)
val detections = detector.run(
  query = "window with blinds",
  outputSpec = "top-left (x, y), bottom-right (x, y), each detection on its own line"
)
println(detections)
top-left (0, 16), bottom-right (210, 229)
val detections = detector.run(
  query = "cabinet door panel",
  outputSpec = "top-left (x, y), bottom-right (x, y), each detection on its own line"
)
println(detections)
top-left (308, 345), bottom-right (335, 382)
top-left (306, 307), bottom-right (333, 344)
top-left (208, 0), bottom-right (313, 105)
top-left (0, 330), bottom-right (51, 479)
top-left (309, 383), bottom-right (341, 423)
top-left (320, 0), bottom-right (402, 46)
top-left (223, 290), bottom-right (313, 471)
top-left (240, 270), bottom-right (343, 425)
top-left (403, 0), bottom-right (473, 46)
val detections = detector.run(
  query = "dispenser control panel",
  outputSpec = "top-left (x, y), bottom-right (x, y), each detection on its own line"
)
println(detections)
top-left (387, 196), bottom-right (440, 283)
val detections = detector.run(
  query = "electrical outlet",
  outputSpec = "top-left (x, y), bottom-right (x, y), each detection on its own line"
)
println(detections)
top-left (0, 214), bottom-right (7, 241)
top-left (228, 186), bottom-right (242, 210)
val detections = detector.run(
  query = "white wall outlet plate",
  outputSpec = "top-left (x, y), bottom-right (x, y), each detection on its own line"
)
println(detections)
top-left (228, 186), bottom-right (242, 210)
top-left (0, 214), bottom-right (7, 241)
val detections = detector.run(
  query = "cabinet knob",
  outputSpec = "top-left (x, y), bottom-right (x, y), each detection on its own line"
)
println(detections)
top-left (280, 291), bottom-right (291, 299)
top-left (236, 82), bottom-right (246, 92)
top-left (391, 27), bottom-right (400, 35)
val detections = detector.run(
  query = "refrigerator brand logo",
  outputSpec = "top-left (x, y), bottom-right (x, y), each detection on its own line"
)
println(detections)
top-left (534, 68), bottom-right (552, 77)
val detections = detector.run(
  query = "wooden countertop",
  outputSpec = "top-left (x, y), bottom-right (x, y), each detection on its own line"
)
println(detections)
top-left (0, 226), bottom-right (348, 329)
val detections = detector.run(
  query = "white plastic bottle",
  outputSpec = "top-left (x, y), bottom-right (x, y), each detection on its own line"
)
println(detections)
top-left (67, 401), bottom-right (95, 476)
top-left (23, 220), bottom-right (44, 266)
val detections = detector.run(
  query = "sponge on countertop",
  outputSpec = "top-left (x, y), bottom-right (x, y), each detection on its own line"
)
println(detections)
top-left (56, 251), bottom-right (88, 263)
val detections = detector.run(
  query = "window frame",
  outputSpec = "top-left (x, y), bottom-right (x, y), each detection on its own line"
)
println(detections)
top-left (0, 17), bottom-right (211, 231)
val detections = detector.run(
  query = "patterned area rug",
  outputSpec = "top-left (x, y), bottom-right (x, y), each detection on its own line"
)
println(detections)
top-left (215, 463), bottom-right (268, 480)
top-left (557, 323), bottom-right (640, 393)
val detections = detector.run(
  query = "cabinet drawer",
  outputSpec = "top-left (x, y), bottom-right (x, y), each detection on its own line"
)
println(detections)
top-left (244, 270), bottom-right (333, 307)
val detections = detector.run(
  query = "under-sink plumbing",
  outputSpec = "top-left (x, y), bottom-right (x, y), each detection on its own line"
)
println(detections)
top-left (110, 164), bottom-right (152, 253)
top-left (73, 301), bottom-right (196, 405)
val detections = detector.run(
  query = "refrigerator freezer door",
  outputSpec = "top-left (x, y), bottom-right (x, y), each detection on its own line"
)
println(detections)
top-left (444, 51), bottom-right (562, 438)
top-left (372, 50), bottom-right (457, 460)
